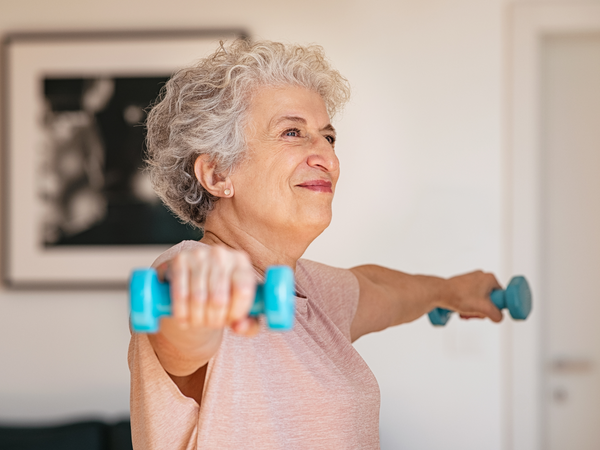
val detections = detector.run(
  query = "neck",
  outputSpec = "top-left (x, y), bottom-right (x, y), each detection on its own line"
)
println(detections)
top-left (200, 206), bottom-right (319, 273)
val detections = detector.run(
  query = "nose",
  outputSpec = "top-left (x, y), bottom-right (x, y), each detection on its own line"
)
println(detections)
top-left (306, 136), bottom-right (339, 173)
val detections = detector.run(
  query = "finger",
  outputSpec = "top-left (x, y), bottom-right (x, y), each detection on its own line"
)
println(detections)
top-left (483, 273), bottom-right (504, 322)
top-left (168, 256), bottom-right (191, 328)
top-left (459, 313), bottom-right (485, 320)
top-left (205, 247), bottom-right (234, 328)
top-left (155, 261), bottom-right (169, 282)
top-left (189, 249), bottom-right (209, 327)
top-left (226, 254), bottom-right (256, 324)
top-left (230, 317), bottom-right (260, 337)
top-left (481, 300), bottom-right (503, 323)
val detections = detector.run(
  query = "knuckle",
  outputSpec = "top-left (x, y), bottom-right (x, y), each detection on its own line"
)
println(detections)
top-left (170, 258), bottom-right (189, 277)
top-left (211, 245), bottom-right (227, 259)
top-left (237, 251), bottom-right (251, 265)
top-left (210, 282), bottom-right (230, 304)
top-left (191, 247), bottom-right (205, 259)
top-left (233, 268), bottom-right (254, 287)
top-left (221, 252), bottom-right (236, 268)
top-left (190, 285), bottom-right (206, 303)
top-left (192, 249), bottom-right (210, 268)
top-left (170, 255), bottom-right (186, 270)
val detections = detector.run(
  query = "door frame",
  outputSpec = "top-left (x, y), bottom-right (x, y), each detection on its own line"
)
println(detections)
top-left (507, 4), bottom-right (600, 450)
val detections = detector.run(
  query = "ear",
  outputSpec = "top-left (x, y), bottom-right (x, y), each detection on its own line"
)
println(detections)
top-left (194, 155), bottom-right (234, 197)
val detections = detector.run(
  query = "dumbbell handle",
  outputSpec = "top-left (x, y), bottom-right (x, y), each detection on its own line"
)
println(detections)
top-left (428, 275), bottom-right (532, 326)
top-left (130, 265), bottom-right (295, 333)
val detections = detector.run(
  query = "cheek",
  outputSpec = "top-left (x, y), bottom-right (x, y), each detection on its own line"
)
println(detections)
top-left (333, 159), bottom-right (341, 181)
top-left (233, 147), bottom-right (306, 202)
top-left (329, 160), bottom-right (341, 188)
top-left (233, 165), bottom-right (288, 208)
top-left (269, 154), bottom-right (304, 189)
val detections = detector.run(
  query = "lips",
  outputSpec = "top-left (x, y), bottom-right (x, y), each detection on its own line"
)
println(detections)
top-left (297, 179), bottom-right (333, 193)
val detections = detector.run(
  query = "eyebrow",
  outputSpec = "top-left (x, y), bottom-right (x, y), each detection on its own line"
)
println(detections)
top-left (273, 115), bottom-right (337, 135)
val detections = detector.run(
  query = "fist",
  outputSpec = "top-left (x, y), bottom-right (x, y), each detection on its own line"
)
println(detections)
top-left (156, 245), bottom-right (259, 335)
top-left (444, 271), bottom-right (504, 323)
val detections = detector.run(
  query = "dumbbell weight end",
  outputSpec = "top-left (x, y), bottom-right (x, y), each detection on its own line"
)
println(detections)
top-left (427, 307), bottom-right (452, 326)
top-left (250, 266), bottom-right (296, 330)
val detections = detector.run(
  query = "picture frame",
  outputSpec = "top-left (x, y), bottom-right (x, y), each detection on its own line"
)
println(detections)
top-left (2, 29), bottom-right (247, 288)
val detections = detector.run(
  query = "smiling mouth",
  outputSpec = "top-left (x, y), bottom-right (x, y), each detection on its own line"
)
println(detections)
top-left (297, 180), bottom-right (333, 193)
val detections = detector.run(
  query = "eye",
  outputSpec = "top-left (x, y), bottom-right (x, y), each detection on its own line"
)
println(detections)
top-left (284, 128), bottom-right (302, 138)
top-left (325, 135), bottom-right (336, 145)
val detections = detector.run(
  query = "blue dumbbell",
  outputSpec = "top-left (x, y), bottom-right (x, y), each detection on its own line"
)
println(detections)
top-left (428, 275), bottom-right (532, 326)
top-left (130, 265), bottom-right (295, 333)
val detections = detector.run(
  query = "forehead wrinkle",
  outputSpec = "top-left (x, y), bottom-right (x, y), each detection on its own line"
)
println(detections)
top-left (269, 115), bottom-right (336, 136)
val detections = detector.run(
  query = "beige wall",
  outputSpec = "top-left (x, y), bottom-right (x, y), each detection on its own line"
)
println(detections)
top-left (0, 0), bottom-right (559, 448)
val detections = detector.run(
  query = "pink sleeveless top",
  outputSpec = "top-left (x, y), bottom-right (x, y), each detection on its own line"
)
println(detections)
top-left (128, 241), bottom-right (380, 449)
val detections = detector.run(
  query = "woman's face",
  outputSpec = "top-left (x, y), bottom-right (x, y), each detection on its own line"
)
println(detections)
top-left (229, 85), bottom-right (340, 242)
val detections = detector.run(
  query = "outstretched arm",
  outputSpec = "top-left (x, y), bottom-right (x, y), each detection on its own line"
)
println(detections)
top-left (349, 265), bottom-right (503, 342)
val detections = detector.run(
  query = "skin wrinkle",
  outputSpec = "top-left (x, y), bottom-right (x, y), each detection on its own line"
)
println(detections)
top-left (269, 115), bottom-right (337, 141)
top-left (203, 228), bottom-right (272, 277)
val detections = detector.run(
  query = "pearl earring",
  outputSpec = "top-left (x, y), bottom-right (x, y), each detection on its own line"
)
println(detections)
top-left (224, 189), bottom-right (231, 196)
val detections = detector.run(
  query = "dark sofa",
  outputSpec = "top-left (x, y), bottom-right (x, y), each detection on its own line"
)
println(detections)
top-left (0, 419), bottom-right (132, 450)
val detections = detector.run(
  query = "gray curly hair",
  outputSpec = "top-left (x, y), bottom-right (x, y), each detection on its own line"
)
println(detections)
top-left (145, 39), bottom-right (351, 228)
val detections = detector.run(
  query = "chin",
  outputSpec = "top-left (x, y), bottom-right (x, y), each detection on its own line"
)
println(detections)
top-left (302, 213), bottom-right (332, 234)
top-left (284, 204), bottom-right (332, 236)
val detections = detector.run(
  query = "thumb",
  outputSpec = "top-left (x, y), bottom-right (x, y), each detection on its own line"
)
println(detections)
top-left (483, 300), bottom-right (503, 323)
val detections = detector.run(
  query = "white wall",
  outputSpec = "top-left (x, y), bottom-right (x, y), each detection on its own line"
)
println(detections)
top-left (0, 0), bottom-right (514, 448)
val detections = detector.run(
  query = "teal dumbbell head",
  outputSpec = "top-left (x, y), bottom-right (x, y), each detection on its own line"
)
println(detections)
top-left (428, 276), bottom-right (532, 326)
top-left (130, 265), bottom-right (295, 333)
top-left (249, 266), bottom-right (296, 330)
top-left (130, 269), bottom-right (172, 333)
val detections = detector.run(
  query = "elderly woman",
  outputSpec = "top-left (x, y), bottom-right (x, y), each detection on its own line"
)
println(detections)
top-left (128, 40), bottom-right (502, 449)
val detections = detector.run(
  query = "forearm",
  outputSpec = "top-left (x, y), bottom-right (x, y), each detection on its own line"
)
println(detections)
top-left (146, 245), bottom-right (257, 378)
top-left (351, 265), bottom-right (502, 340)
top-left (148, 320), bottom-right (223, 377)
top-left (351, 264), bottom-right (446, 328)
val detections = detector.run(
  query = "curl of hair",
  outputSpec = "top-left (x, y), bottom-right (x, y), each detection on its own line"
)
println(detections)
top-left (145, 39), bottom-right (351, 228)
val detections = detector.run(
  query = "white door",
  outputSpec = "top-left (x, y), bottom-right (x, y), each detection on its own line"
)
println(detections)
top-left (541, 33), bottom-right (600, 450)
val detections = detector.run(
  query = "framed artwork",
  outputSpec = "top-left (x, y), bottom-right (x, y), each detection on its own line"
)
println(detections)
top-left (2, 29), bottom-right (246, 287)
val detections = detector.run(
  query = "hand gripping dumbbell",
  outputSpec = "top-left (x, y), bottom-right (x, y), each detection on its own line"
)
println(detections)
top-left (428, 276), bottom-right (532, 326)
top-left (130, 265), bottom-right (295, 333)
